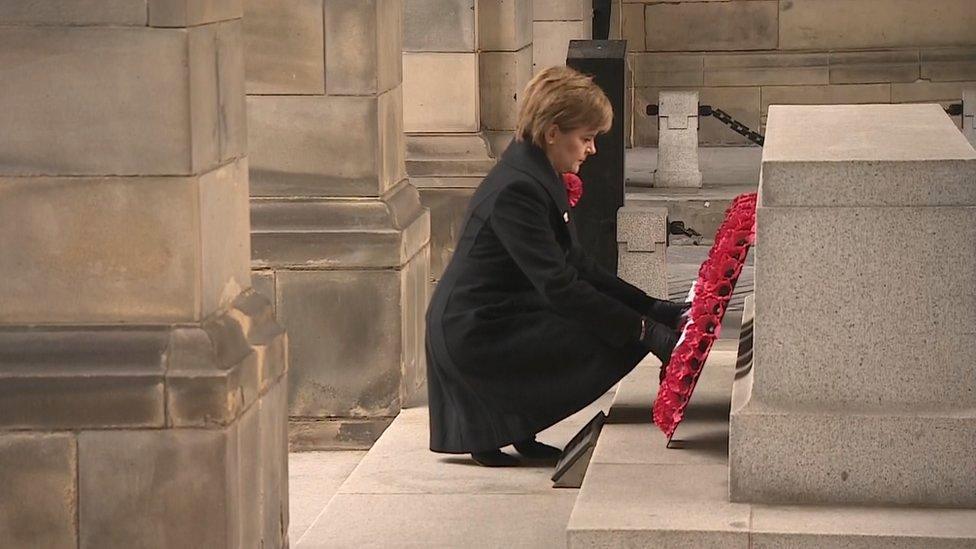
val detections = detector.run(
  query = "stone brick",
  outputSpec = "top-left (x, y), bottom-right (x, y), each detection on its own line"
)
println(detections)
top-left (378, 86), bottom-right (408, 195)
top-left (633, 53), bottom-right (703, 87)
top-left (532, 20), bottom-right (588, 73)
top-left (79, 428), bottom-right (240, 548)
top-left (248, 94), bottom-right (387, 196)
top-left (218, 21), bottom-right (248, 162)
top-left (891, 80), bottom-right (976, 103)
top-left (760, 84), bottom-right (891, 113)
top-left (243, 0), bottom-right (325, 95)
top-left (278, 270), bottom-right (404, 418)
top-left (645, 1), bottom-right (778, 52)
top-left (480, 0), bottom-right (533, 52)
top-left (200, 162), bottom-right (252, 317)
top-left (829, 49), bottom-right (920, 84)
top-left (325, 0), bottom-right (401, 96)
top-left (534, 0), bottom-right (585, 21)
top-left (402, 52), bottom-right (479, 132)
top-left (0, 1), bottom-right (146, 25)
top-left (921, 47), bottom-right (976, 82)
top-left (0, 175), bottom-right (204, 323)
top-left (149, 0), bottom-right (242, 27)
top-left (0, 27), bottom-right (219, 176)
top-left (635, 86), bottom-right (761, 146)
top-left (418, 187), bottom-right (478, 282)
top-left (403, 0), bottom-right (475, 52)
top-left (259, 380), bottom-right (289, 547)
top-left (704, 52), bottom-right (828, 87)
top-left (619, 3), bottom-right (644, 52)
top-left (0, 433), bottom-right (77, 549)
top-left (399, 247), bottom-right (430, 407)
top-left (779, 0), bottom-right (976, 50)
top-left (480, 47), bottom-right (534, 131)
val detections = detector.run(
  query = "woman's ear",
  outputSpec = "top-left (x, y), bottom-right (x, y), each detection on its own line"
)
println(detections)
top-left (544, 124), bottom-right (559, 146)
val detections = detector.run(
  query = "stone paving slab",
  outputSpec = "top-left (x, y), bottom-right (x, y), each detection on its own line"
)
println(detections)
top-left (288, 451), bottom-right (366, 545)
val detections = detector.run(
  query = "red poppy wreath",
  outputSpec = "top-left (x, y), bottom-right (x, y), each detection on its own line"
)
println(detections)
top-left (652, 192), bottom-right (757, 440)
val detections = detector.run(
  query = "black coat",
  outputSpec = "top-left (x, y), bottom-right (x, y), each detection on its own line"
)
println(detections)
top-left (425, 139), bottom-right (654, 453)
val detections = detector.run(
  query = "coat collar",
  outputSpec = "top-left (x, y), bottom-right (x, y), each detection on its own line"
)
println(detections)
top-left (499, 138), bottom-right (571, 215)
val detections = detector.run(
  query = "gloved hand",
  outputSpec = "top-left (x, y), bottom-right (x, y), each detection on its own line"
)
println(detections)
top-left (639, 316), bottom-right (679, 366)
top-left (647, 299), bottom-right (691, 330)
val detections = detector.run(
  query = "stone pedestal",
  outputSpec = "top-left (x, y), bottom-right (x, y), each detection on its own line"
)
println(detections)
top-left (617, 206), bottom-right (668, 299)
top-left (730, 104), bottom-right (976, 508)
top-left (245, 0), bottom-right (430, 449)
top-left (0, 5), bottom-right (288, 547)
top-left (653, 91), bottom-right (703, 188)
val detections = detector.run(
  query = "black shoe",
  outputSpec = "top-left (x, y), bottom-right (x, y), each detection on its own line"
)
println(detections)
top-left (471, 449), bottom-right (520, 467)
top-left (647, 299), bottom-right (691, 330)
top-left (640, 316), bottom-right (679, 365)
top-left (513, 438), bottom-right (562, 460)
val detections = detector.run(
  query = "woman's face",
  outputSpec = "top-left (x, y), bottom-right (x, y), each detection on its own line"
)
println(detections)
top-left (544, 125), bottom-right (598, 174)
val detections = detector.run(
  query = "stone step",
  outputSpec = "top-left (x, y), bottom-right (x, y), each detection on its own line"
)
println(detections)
top-left (565, 301), bottom-right (976, 548)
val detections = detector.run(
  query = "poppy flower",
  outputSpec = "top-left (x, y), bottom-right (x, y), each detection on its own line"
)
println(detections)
top-left (562, 173), bottom-right (583, 207)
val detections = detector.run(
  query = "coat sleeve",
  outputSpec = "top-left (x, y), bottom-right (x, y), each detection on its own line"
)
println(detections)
top-left (568, 243), bottom-right (656, 315)
top-left (490, 180), bottom-right (643, 348)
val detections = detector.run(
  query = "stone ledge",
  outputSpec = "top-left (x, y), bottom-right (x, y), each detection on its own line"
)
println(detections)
top-left (0, 289), bottom-right (286, 430)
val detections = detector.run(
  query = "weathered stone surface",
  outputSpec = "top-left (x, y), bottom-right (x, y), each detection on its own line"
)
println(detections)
top-left (404, 0), bottom-right (475, 52)
top-left (633, 53), bottom-right (703, 87)
top-left (645, 1), bottom-right (777, 52)
top-left (400, 246), bottom-right (430, 407)
top-left (534, 0), bottom-right (585, 20)
top-left (480, 0), bottom-right (532, 52)
top-left (532, 20), bottom-right (588, 72)
top-left (252, 270), bottom-right (277, 314)
top-left (654, 91), bottom-right (702, 188)
top-left (921, 47), bottom-right (976, 82)
top-left (79, 428), bottom-right (240, 547)
top-left (619, 3), bottom-right (644, 52)
top-left (779, 0), bottom-right (976, 50)
top-left (760, 83), bottom-right (891, 114)
top-left (480, 47), bottom-right (534, 131)
top-left (201, 159), bottom-right (252, 315)
top-left (248, 94), bottom-right (390, 196)
top-left (149, 0), bottom-right (242, 27)
top-left (964, 88), bottom-right (976, 147)
top-left (829, 49), bottom-right (919, 84)
top-left (378, 86), bottom-right (408, 194)
top-left (278, 269), bottom-right (404, 418)
top-left (259, 379), bottom-right (289, 547)
top-left (418, 187), bottom-right (478, 282)
top-left (325, 0), bottom-right (401, 96)
top-left (617, 206), bottom-right (667, 299)
top-left (243, 0), bottom-right (325, 95)
top-left (217, 21), bottom-right (247, 162)
top-left (288, 417), bottom-right (395, 450)
top-left (704, 52), bottom-right (828, 87)
top-left (0, 433), bottom-right (77, 548)
top-left (0, 27), bottom-right (219, 176)
top-left (891, 80), bottom-right (976, 103)
top-left (402, 52), bottom-right (479, 132)
top-left (251, 183), bottom-right (430, 269)
top-left (0, 1), bottom-right (146, 24)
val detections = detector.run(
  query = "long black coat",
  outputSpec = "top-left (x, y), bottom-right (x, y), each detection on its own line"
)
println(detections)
top-left (425, 139), bottom-right (654, 454)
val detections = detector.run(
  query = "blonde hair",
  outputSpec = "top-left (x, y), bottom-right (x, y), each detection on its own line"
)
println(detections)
top-left (515, 65), bottom-right (613, 148)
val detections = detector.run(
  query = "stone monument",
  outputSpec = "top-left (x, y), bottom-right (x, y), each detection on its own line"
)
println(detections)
top-left (0, 2), bottom-right (289, 546)
top-left (731, 104), bottom-right (976, 509)
top-left (246, 0), bottom-right (431, 448)
top-left (653, 91), bottom-right (703, 188)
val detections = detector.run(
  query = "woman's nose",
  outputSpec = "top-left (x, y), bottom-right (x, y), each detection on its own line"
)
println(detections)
top-left (587, 143), bottom-right (596, 155)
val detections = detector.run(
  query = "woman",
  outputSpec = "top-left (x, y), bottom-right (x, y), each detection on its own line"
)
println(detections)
top-left (425, 66), bottom-right (685, 467)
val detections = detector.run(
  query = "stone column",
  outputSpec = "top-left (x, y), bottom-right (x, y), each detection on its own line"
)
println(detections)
top-left (654, 91), bottom-right (703, 188)
top-left (246, 0), bottom-right (431, 449)
top-left (480, 0), bottom-right (534, 156)
top-left (533, 0), bottom-right (592, 73)
top-left (0, 3), bottom-right (288, 547)
top-left (730, 104), bottom-right (976, 508)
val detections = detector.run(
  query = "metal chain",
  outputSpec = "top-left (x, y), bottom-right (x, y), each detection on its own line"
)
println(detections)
top-left (699, 106), bottom-right (765, 146)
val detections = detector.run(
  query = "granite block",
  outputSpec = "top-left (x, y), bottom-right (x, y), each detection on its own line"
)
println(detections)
top-left (654, 91), bottom-right (702, 188)
top-left (0, 433), bottom-right (77, 549)
top-left (645, 1), bottom-right (777, 52)
top-left (760, 84), bottom-right (891, 114)
top-left (243, 0), bottom-right (325, 94)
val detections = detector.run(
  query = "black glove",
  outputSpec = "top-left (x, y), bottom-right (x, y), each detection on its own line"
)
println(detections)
top-left (647, 298), bottom-right (691, 330)
top-left (639, 316), bottom-right (679, 366)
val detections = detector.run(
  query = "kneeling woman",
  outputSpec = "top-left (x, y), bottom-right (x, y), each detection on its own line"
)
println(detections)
top-left (425, 66), bottom-right (685, 467)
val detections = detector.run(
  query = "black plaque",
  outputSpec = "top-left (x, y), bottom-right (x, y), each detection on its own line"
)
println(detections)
top-left (567, 40), bottom-right (626, 273)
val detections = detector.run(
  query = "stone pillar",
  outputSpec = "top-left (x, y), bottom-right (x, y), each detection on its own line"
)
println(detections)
top-left (617, 206), bottom-right (668, 299)
top-left (480, 0), bottom-right (534, 156)
top-left (653, 91), bottom-right (703, 188)
top-left (246, 0), bottom-right (430, 449)
top-left (0, 3), bottom-right (289, 547)
top-left (730, 104), bottom-right (976, 508)
top-left (964, 88), bottom-right (976, 147)
top-left (533, 0), bottom-right (592, 73)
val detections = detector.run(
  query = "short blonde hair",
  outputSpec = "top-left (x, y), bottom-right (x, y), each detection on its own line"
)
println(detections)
top-left (515, 65), bottom-right (613, 148)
